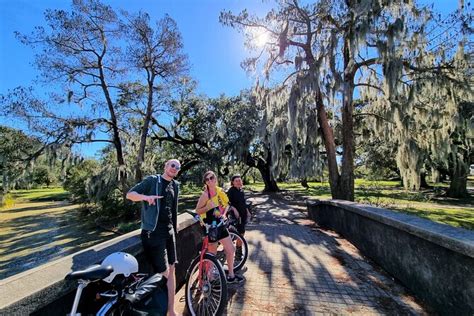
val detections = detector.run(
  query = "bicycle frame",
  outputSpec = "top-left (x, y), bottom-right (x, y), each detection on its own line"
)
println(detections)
top-left (68, 273), bottom-right (155, 316)
top-left (69, 280), bottom-right (89, 316)
top-left (68, 280), bottom-right (118, 316)
top-left (185, 212), bottom-right (230, 316)
top-left (191, 213), bottom-right (225, 289)
top-left (197, 221), bottom-right (226, 284)
top-left (197, 236), bottom-right (209, 288)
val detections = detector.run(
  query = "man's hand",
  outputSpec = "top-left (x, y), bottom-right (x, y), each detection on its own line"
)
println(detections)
top-left (143, 195), bottom-right (163, 205)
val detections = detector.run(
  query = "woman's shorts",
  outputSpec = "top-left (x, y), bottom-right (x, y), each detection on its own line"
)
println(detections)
top-left (204, 225), bottom-right (230, 243)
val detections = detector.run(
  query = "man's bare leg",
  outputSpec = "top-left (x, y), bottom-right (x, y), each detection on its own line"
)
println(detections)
top-left (167, 264), bottom-right (177, 316)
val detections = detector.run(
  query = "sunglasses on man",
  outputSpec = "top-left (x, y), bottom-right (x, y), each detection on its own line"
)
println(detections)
top-left (169, 163), bottom-right (181, 170)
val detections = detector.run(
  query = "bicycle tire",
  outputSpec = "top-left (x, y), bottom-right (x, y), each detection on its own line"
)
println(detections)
top-left (185, 253), bottom-right (227, 316)
top-left (216, 231), bottom-right (248, 272)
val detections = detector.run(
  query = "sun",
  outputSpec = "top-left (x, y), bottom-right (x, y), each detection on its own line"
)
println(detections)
top-left (252, 29), bottom-right (269, 47)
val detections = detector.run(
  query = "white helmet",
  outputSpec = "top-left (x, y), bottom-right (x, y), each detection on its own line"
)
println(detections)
top-left (101, 252), bottom-right (138, 283)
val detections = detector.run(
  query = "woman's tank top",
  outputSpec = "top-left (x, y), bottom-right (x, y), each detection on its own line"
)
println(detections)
top-left (200, 187), bottom-right (229, 224)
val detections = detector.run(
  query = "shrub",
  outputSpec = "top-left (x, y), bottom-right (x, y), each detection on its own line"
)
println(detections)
top-left (64, 160), bottom-right (100, 202)
top-left (0, 192), bottom-right (15, 208)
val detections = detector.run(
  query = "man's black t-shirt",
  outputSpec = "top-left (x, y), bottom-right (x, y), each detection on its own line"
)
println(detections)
top-left (156, 177), bottom-right (175, 235)
top-left (227, 186), bottom-right (247, 222)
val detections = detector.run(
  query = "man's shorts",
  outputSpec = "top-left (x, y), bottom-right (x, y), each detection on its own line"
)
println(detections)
top-left (234, 222), bottom-right (246, 234)
top-left (141, 229), bottom-right (177, 273)
top-left (228, 212), bottom-right (247, 234)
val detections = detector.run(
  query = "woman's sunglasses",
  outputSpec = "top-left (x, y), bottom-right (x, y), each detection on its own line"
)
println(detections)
top-left (169, 163), bottom-right (181, 170)
top-left (205, 175), bottom-right (215, 182)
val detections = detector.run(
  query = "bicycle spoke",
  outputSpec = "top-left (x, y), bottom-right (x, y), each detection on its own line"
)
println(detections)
top-left (205, 297), bottom-right (215, 315)
top-left (197, 298), bottom-right (204, 315)
top-left (209, 290), bottom-right (220, 311)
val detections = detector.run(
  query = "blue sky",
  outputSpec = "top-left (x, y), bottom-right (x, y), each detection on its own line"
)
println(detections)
top-left (0, 0), bottom-right (459, 156)
top-left (0, 0), bottom-right (275, 156)
top-left (0, 0), bottom-right (274, 98)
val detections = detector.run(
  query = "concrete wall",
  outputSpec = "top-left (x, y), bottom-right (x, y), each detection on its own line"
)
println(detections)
top-left (0, 212), bottom-right (201, 315)
top-left (307, 199), bottom-right (474, 316)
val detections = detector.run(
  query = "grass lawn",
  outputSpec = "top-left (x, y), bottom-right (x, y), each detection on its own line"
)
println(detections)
top-left (8, 187), bottom-right (70, 202)
top-left (0, 187), bottom-right (115, 279)
top-left (247, 179), bottom-right (474, 230)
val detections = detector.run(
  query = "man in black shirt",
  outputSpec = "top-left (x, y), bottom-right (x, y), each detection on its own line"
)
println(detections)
top-left (227, 175), bottom-right (251, 261)
top-left (227, 174), bottom-right (251, 234)
top-left (126, 159), bottom-right (180, 316)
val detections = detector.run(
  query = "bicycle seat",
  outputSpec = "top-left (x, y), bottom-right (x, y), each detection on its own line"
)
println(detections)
top-left (65, 264), bottom-right (114, 281)
top-left (125, 273), bottom-right (167, 304)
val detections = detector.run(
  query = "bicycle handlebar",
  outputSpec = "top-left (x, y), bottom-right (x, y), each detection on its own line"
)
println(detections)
top-left (184, 210), bottom-right (225, 231)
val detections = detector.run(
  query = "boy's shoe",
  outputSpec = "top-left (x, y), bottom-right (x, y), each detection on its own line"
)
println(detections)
top-left (226, 274), bottom-right (244, 284)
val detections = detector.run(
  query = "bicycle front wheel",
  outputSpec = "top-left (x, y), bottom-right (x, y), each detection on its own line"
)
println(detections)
top-left (185, 253), bottom-right (227, 316)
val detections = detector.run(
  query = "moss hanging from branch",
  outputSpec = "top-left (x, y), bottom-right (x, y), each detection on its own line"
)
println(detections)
top-left (255, 71), bottom-right (323, 180)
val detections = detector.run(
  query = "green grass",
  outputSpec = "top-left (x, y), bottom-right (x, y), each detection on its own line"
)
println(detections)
top-left (0, 186), bottom-right (113, 279)
top-left (248, 179), bottom-right (474, 230)
top-left (9, 187), bottom-right (70, 202)
top-left (0, 187), bottom-right (70, 210)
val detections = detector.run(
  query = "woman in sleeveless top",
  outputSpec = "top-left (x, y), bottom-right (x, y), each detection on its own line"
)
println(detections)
top-left (195, 170), bottom-right (243, 284)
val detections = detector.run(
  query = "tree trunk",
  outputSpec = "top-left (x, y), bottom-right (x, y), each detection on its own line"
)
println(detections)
top-left (1, 171), bottom-right (7, 206)
top-left (245, 149), bottom-right (279, 192)
top-left (447, 159), bottom-right (469, 198)
top-left (2, 170), bottom-right (8, 193)
top-left (315, 87), bottom-right (354, 200)
top-left (260, 167), bottom-right (279, 192)
top-left (259, 150), bottom-right (279, 192)
top-left (135, 76), bottom-right (155, 183)
top-left (99, 61), bottom-right (128, 199)
top-left (315, 89), bottom-right (341, 199)
top-left (420, 171), bottom-right (431, 189)
top-left (301, 177), bottom-right (309, 189)
top-left (339, 36), bottom-right (355, 201)
top-left (340, 96), bottom-right (355, 201)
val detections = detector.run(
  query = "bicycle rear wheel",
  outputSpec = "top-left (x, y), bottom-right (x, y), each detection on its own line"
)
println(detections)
top-left (216, 231), bottom-right (248, 272)
top-left (185, 253), bottom-right (227, 316)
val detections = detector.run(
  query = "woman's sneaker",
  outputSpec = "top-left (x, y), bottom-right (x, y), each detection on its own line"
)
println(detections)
top-left (226, 274), bottom-right (244, 284)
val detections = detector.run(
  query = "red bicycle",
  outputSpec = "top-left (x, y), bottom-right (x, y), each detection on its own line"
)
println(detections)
top-left (184, 214), bottom-right (228, 316)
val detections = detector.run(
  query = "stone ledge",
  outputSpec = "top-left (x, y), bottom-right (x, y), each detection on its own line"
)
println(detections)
top-left (0, 212), bottom-right (198, 315)
top-left (307, 199), bottom-right (474, 315)
top-left (307, 199), bottom-right (474, 258)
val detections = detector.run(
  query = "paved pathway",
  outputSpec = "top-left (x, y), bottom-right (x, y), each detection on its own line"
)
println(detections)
top-left (175, 193), bottom-right (428, 315)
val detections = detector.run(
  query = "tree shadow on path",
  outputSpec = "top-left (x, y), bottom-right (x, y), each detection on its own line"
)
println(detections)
top-left (223, 191), bottom-right (431, 315)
